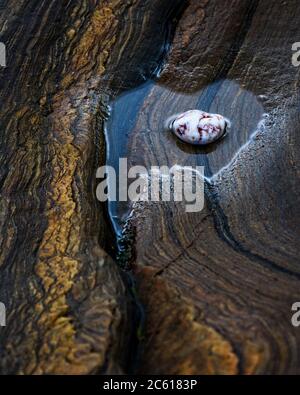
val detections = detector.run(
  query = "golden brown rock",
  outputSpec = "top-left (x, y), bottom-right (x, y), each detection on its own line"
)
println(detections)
top-left (1, 0), bottom-right (300, 375)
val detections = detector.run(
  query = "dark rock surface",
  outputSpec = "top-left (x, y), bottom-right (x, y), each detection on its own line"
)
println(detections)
top-left (0, 0), bottom-right (299, 374)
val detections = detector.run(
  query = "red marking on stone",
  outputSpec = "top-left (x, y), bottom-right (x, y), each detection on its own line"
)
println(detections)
top-left (197, 127), bottom-right (203, 141)
top-left (200, 113), bottom-right (210, 119)
top-left (177, 123), bottom-right (187, 136)
top-left (202, 124), bottom-right (213, 131)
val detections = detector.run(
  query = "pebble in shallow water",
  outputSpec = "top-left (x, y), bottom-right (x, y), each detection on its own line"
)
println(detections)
top-left (166, 109), bottom-right (230, 145)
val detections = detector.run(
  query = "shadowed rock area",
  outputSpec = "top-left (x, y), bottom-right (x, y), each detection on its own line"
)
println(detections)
top-left (0, 0), bottom-right (185, 374)
top-left (107, 0), bottom-right (300, 374)
top-left (0, 0), bottom-right (299, 375)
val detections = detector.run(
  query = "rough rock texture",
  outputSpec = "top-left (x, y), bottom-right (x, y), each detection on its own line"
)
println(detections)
top-left (107, 0), bottom-right (300, 374)
top-left (0, 0), bottom-right (132, 375)
top-left (0, 0), bottom-right (184, 375)
top-left (137, 268), bottom-right (238, 375)
top-left (1, 0), bottom-right (300, 375)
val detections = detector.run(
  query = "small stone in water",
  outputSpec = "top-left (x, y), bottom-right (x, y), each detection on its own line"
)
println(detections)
top-left (166, 110), bottom-right (230, 145)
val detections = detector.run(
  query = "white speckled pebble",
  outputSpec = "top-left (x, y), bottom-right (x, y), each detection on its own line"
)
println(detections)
top-left (166, 110), bottom-right (230, 145)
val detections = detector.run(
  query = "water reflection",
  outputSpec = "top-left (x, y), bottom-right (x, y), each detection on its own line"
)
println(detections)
top-left (104, 78), bottom-right (265, 236)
